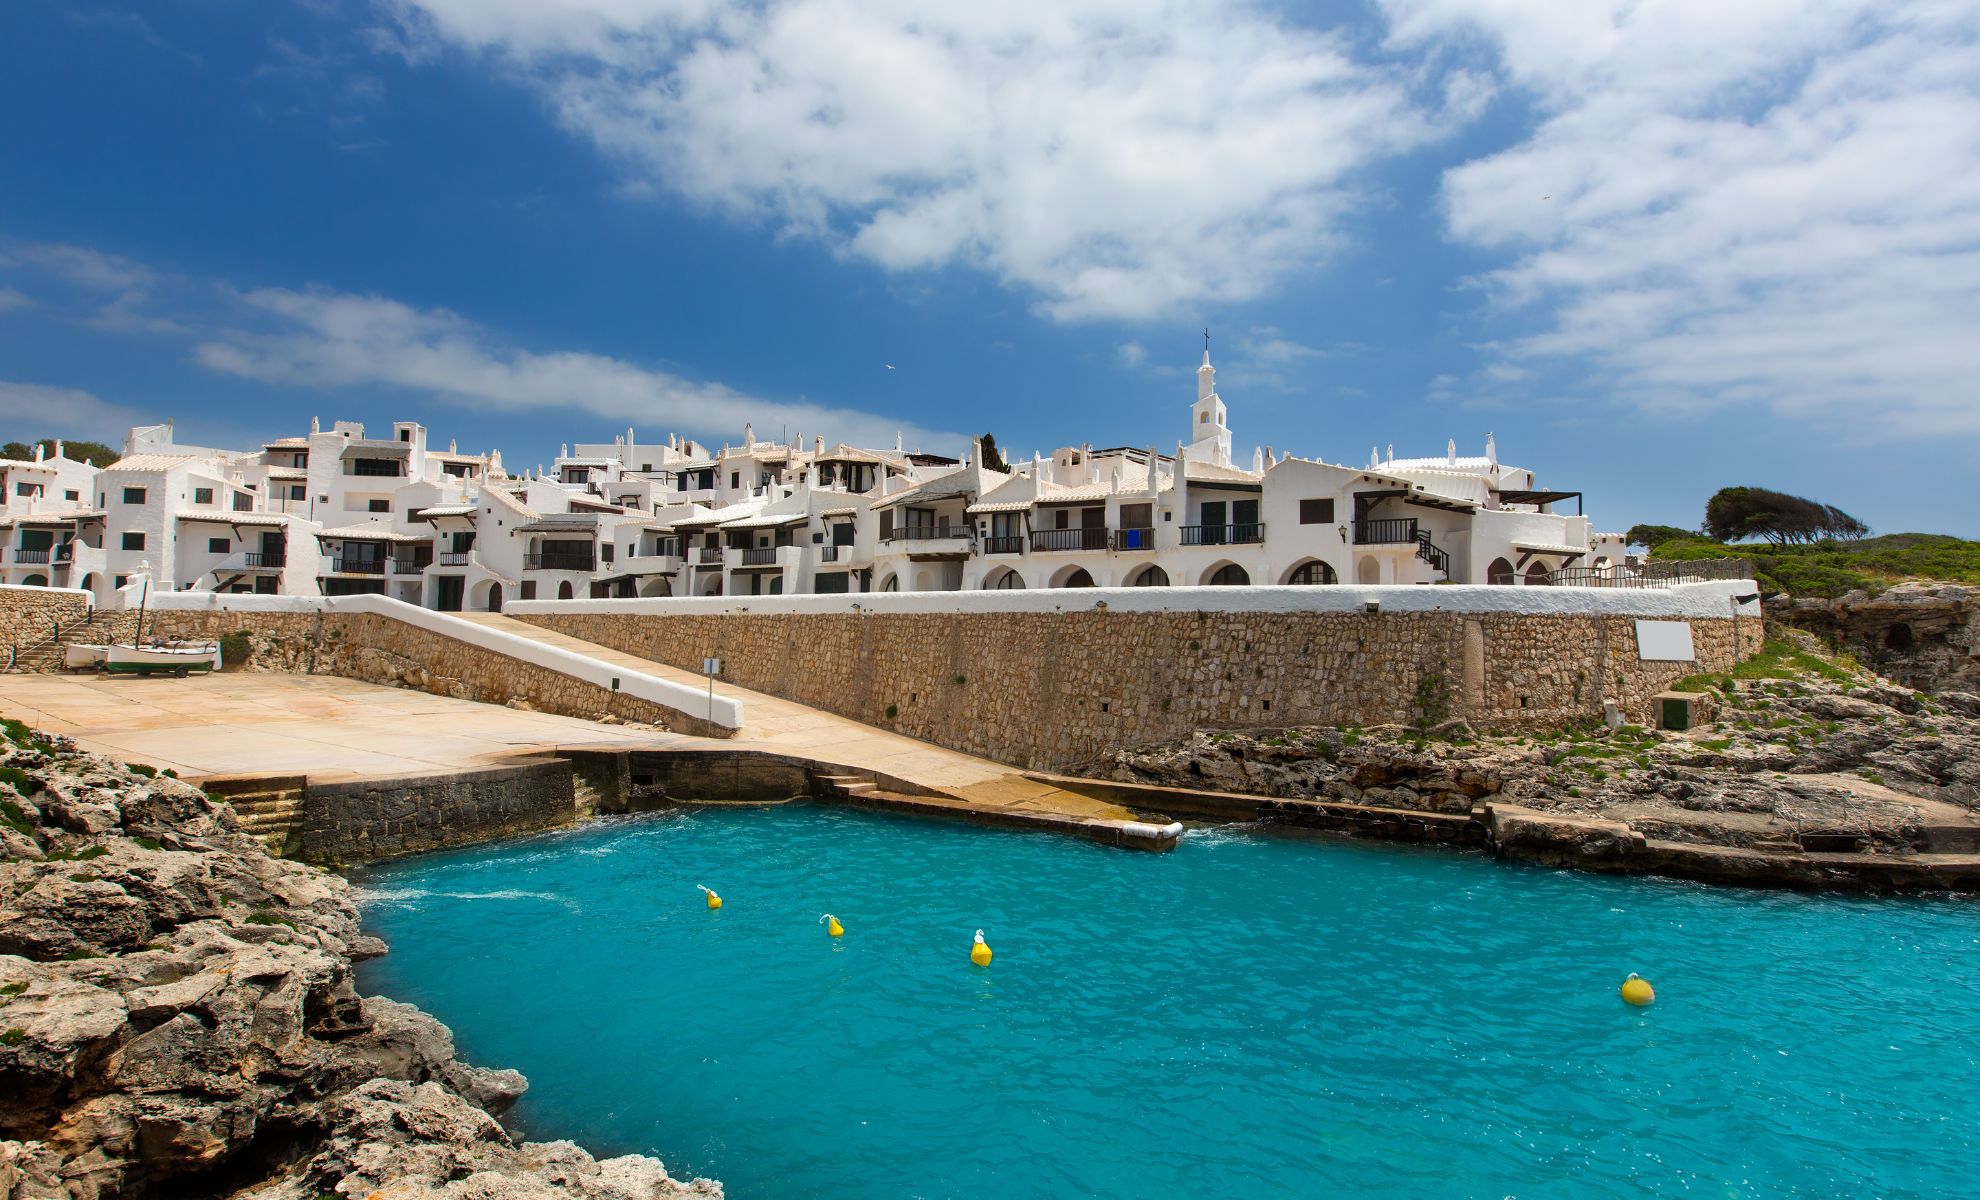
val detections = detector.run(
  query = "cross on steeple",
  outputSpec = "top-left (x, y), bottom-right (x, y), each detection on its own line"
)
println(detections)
top-left (1204, 327), bottom-right (1210, 354)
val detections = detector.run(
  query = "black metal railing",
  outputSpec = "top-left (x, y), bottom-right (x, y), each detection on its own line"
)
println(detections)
top-left (1511, 558), bottom-right (1754, 589)
top-left (698, 545), bottom-right (725, 564)
top-left (1415, 530), bottom-right (1450, 577)
top-left (392, 555), bottom-right (432, 574)
top-left (1113, 527), bottom-right (1156, 551)
top-left (438, 551), bottom-right (472, 566)
top-left (244, 552), bottom-right (285, 569)
top-left (819, 545), bottom-right (842, 562)
top-left (13, 549), bottom-right (49, 564)
top-left (525, 551), bottom-right (596, 571)
top-left (981, 535), bottom-right (1024, 555)
top-left (881, 523), bottom-right (973, 543)
top-left (1355, 518), bottom-right (1417, 545)
top-left (1179, 523), bottom-right (1265, 546)
top-left (740, 547), bottom-right (778, 565)
top-left (333, 557), bottom-right (386, 575)
top-left (1030, 528), bottom-right (1109, 552)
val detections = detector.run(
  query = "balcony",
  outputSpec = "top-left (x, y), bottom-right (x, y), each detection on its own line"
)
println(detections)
top-left (980, 535), bottom-right (1024, 555)
top-left (525, 551), bottom-right (597, 572)
top-left (698, 545), bottom-right (726, 565)
top-left (438, 551), bottom-right (473, 567)
top-left (1355, 518), bottom-right (1418, 546)
top-left (1179, 523), bottom-right (1265, 546)
top-left (242, 552), bottom-right (286, 569)
top-left (13, 549), bottom-right (49, 564)
top-left (1113, 527), bottom-right (1156, 552)
top-left (819, 544), bottom-right (844, 562)
top-left (392, 555), bottom-right (434, 575)
top-left (332, 557), bottom-right (386, 575)
top-left (881, 522), bottom-right (973, 544)
top-left (1029, 528), bottom-right (1109, 553)
top-left (739, 547), bottom-right (779, 566)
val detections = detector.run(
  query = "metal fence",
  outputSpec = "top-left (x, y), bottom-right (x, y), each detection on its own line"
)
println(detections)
top-left (1502, 558), bottom-right (1754, 589)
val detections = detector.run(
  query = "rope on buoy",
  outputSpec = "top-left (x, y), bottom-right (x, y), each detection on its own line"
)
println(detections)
top-left (697, 884), bottom-right (722, 910)
top-left (971, 928), bottom-right (992, 967)
top-left (821, 913), bottom-right (844, 937)
top-left (1620, 972), bottom-right (1655, 1006)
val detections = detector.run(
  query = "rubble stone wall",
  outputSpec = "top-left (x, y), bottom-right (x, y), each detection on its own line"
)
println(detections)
top-left (517, 608), bottom-right (1760, 770)
top-left (139, 609), bottom-right (728, 736)
top-left (0, 585), bottom-right (91, 654)
top-left (299, 759), bottom-right (576, 864)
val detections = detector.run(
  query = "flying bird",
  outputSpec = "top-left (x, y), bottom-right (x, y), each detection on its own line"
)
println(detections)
top-left (884, 363), bottom-right (896, 370)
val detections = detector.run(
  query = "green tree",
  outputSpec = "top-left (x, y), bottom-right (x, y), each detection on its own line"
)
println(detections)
top-left (978, 432), bottom-right (1008, 473)
top-left (1625, 523), bottom-right (1697, 548)
top-left (1, 438), bottom-right (119, 467)
top-left (1704, 487), bottom-right (1868, 546)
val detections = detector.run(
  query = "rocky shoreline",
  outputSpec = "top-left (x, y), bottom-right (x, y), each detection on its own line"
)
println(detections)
top-left (1090, 634), bottom-right (1980, 891)
top-left (0, 722), bottom-right (720, 1200)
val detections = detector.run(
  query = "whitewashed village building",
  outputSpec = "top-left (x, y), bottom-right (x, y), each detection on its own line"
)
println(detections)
top-left (0, 349), bottom-right (1617, 611)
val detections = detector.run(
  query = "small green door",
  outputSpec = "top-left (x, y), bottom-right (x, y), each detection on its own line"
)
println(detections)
top-left (1660, 696), bottom-right (1691, 731)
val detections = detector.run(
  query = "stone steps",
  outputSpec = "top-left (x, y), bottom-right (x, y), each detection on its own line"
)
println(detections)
top-left (225, 795), bottom-right (303, 857)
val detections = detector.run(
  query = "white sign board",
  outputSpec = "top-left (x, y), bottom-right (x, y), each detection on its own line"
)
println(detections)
top-left (702, 657), bottom-right (722, 676)
top-left (1634, 620), bottom-right (1697, 662)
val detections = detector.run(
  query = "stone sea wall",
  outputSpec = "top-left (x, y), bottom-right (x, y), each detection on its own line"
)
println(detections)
top-left (297, 759), bottom-right (576, 865)
top-left (517, 606), bottom-right (1758, 771)
top-left (138, 609), bottom-right (725, 736)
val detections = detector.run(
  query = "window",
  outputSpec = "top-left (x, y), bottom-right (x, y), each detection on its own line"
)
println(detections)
top-left (519, 581), bottom-right (538, 600)
top-left (13, 482), bottom-right (34, 497)
top-left (399, 428), bottom-right (412, 442)
top-left (350, 458), bottom-right (402, 477)
top-left (1299, 498), bottom-right (1335, 525)
top-left (122, 487), bottom-right (146, 504)
top-left (368, 499), bottom-right (390, 513)
top-left (730, 471), bottom-right (740, 489)
top-left (194, 487), bottom-right (214, 504)
top-left (114, 575), bottom-right (127, 588)
top-left (233, 493), bottom-right (251, 511)
top-left (288, 486), bottom-right (306, 500)
top-left (121, 532), bottom-right (145, 551)
top-left (1200, 412), bottom-right (1208, 423)
top-left (601, 544), bottom-right (615, 564)
top-left (208, 537), bottom-right (230, 554)
top-left (64, 490), bottom-right (78, 501)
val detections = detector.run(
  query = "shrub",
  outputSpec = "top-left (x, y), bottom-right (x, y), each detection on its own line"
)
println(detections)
top-left (884, 704), bottom-right (898, 720)
top-left (219, 631), bottom-right (252, 668)
top-left (46, 845), bottom-right (106, 862)
top-left (246, 911), bottom-right (298, 930)
top-left (125, 763), bottom-right (157, 779)
top-left (0, 1028), bottom-right (26, 1047)
top-left (0, 982), bottom-right (26, 996)
top-left (0, 768), bottom-right (32, 799)
top-left (67, 873), bottom-right (97, 883)
top-left (59, 948), bottom-right (100, 961)
top-left (1, 798), bottom-right (32, 836)
top-left (132, 837), bottom-right (162, 851)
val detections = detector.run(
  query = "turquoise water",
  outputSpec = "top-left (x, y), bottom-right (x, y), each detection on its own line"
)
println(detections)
top-left (354, 807), bottom-right (1980, 1199)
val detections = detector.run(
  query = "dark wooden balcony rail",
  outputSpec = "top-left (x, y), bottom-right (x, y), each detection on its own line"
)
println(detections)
top-left (740, 547), bottom-right (779, 565)
top-left (332, 557), bottom-right (386, 574)
top-left (1113, 527), bottom-right (1156, 551)
top-left (698, 545), bottom-right (726, 564)
top-left (819, 544), bottom-right (842, 562)
top-left (13, 549), bottom-right (50, 564)
top-left (980, 535), bottom-right (1024, 555)
top-left (1355, 518), bottom-right (1417, 545)
top-left (881, 522), bottom-right (973, 543)
top-left (392, 554), bottom-right (433, 573)
top-left (438, 551), bottom-right (472, 566)
top-left (1030, 527), bottom-right (1109, 552)
top-left (525, 550), bottom-right (596, 571)
top-left (1179, 523), bottom-right (1265, 546)
top-left (243, 552), bottom-right (285, 569)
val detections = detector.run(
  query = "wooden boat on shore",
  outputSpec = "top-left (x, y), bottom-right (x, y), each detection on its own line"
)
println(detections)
top-left (102, 643), bottom-right (221, 676)
top-left (63, 643), bottom-right (110, 670)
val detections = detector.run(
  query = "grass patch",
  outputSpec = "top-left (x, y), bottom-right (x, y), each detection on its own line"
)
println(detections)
top-left (245, 911), bottom-right (298, 930)
top-left (1, 982), bottom-right (27, 996)
top-left (45, 845), bottom-right (106, 862)
top-left (1649, 532), bottom-right (1980, 598)
top-left (1858, 769), bottom-right (1887, 786)
top-left (125, 763), bottom-right (157, 779)
top-left (131, 837), bottom-right (162, 851)
top-left (1673, 636), bottom-right (1855, 693)
top-left (0, 1028), bottom-right (26, 1047)
top-left (1697, 737), bottom-right (1734, 751)
top-left (0, 768), bottom-right (32, 799)
top-left (67, 873), bottom-right (97, 884)
top-left (59, 948), bottom-right (100, 961)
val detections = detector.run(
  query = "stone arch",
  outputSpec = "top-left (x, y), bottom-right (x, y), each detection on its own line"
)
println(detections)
top-left (699, 573), bottom-right (725, 596)
top-left (78, 573), bottom-right (97, 595)
top-left (1524, 563), bottom-right (1551, 586)
top-left (469, 579), bottom-right (496, 611)
top-left (878, 573), bottom-right (899, 592)
top-left (1281, 559), bottom-right (1337, 585)
top-left (557, 581), bottom-right (574, 600)
top-left (1049, 564), bottom-right (1095, 588)
top-left (1202, 562), bottom-right (1249, 586)
top-left (983, 567), bottom-right (1024, 590)
top-left (1128, 564), bottom-right (1169, 587)
top-left (20, 574), bottom-right (47, 587)
top-left (1487, 557), bottom-right (1515, 585)
top-left (639, 577), bottom-right (674, 598)
top-left (487, 582), bottom-right (503, 612)
top-left (914, 569), bottom-right (936, 591)
top-left (1356, 556), bottom-right (1381, 585)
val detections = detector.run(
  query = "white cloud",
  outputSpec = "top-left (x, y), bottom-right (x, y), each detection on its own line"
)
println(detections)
top-left (0, 287), bottom-right (30, 312)
top-left (0, 380), bottom-right (147, 440)
top-left (387, 0), bottom-right (1455, 321)
top-left (1116, 341), bottom-right (1147, 368)
top-left (1386, 0), bottom-right (1980, 436)
top-left (194, 287), bottom-right (960, 450)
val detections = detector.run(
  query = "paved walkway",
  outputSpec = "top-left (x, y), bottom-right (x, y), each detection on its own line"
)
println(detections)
top-left (0, 615), bottom-right (1155, 840)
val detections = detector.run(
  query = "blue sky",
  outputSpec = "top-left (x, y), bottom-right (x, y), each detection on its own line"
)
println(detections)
top-left (2, 0), bottom-right (1976, 536)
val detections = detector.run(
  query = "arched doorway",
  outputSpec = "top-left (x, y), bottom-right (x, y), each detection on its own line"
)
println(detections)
top-left (1205, 563), bottom-right (1249, 586)
top-left (557, 581), bottom-right (574, 600)
top-left (487, 583), bottom-right (503, 612)
top-left (639, 577), bottom-right (674, 598)
top-left (20, 574), bottom-right (47, 587)
top-left (1051, 566), bottom-right (1095, 588)
top-left (984, 568), bottom-right (1023, 589)
top-left (1524, 563), bottom-right (1551, 586)
top-left (1487, 557), bottom-right (1515, 585)
top-left (1356, 556), bottom-right (1380, 585)
top-left (879, 574), bottom-right (899, 592)
top-left (1129, 565), bottom-right (1169, 587)
top-left (78, 573), bottom-right (97, 596)
top-left (1282, 560), bottom-right (1336, 585)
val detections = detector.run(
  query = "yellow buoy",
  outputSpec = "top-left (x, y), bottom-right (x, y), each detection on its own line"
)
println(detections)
top-left (1620, 973), bottom-right (1655, 1007)
top-left (698, 884), bottom-right (722, 910)
top-left (822, 913), bottom-right (844, 937)
top-left (970, 928), bottom-right (993, 967)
